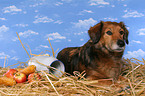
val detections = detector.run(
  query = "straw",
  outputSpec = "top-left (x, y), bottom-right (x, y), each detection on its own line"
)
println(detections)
top-left (48, 38), bottom-right (55, 57)
top-left (16, 32), bottom-right (31, 59)
top-left (3, 56), bottom-right (7, 68)
top-left (41, 70), bottom-right (60, 96)
top-left (0, 58), bottom-right (145, 95)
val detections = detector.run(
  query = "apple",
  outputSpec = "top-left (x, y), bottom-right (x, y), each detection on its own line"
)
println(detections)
top-left (28, 73), bottom-right (41, 83)
top-left (3, 69), bottom-right (17, 78)
top-left (14, 72), bottom-right (27, 83)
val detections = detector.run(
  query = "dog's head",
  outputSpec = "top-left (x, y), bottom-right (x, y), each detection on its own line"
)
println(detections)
top-left (88, 21), bottom-right (129, 52)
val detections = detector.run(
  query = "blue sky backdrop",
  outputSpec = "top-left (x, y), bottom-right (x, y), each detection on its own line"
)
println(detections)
top-left (0, 0), bottom-right (145, 67)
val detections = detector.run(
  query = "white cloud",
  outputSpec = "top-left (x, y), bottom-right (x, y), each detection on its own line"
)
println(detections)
top-left (80, 39), bottom-right (84, 41)
top-left (137, 28), bottom-right (145, 35)
top-left (73, 18), bottom-right (97, 29)
top-left (29, 3), bottom-right (43, 7)
top-left (0, 52), bottom-right (10, 59)
top-left (46, 32), bottom-right (66, 40)
top-left (74, 31), bottom-right (87, 35)
top-left (126, 27), bottom-right (130, 30)
top-left (12, 37), bottom-right (18, 41)
top-left (0, 18), bottom-right (7, 20)
top-left (124, 10), bottom-right (127, 12)
top-left (33, 15), bottom-right (54, 24)
top-left (39, 45), bottom-right (49, 48)
top-left (0, 25), bottom-right (9, 33)
top-left (78, 10), bottom-right (93, 15)
top-left (97, 5), bottom-right (105, 8)
top-left (124, 49), bottom-right (145, 59)
top-left (61, 0), bottom-right (72, 3)
top-left (111, 5), bottom-right (115, 7)
top-left (11, 56), bottom-right (19, 60)
top-left (54, 20), bottom-right (63, 24)
top-left (23, 11), bottom-right (27, 14)
top-left (68, 39), bottom-right (71, 42)
top-left (35, 10), bottom-right (39, 13)
top-left (35, 45), bottom-right (49, 51)
top-left (33, 15), bottom-right (62, 24)
top-left (89, 0), bottom-right (110, 6)
top-left (123, 10), bottom-right (144, 18)
top-left (123, 4), bottom-right (127, 7)
top-left (55, 2), bottom-right (63, 6)
top-left (15, 24), bottom-right (28, 27)
top-left (3, 5), bottom-right (22, 14)
top-left (0, 52), bottom-right (19, 60)
top-left (19, 30), bottom-right (39, 38)
top-left (11, 50), bottom-right (16, 54)
top-left (132, 40), bottom-right (143, 44)
top-left (104, 17), bottom-right (118, 21)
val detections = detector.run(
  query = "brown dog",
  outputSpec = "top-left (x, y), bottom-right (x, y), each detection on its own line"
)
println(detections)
top-left (57, 21), bottom-right (129, 82)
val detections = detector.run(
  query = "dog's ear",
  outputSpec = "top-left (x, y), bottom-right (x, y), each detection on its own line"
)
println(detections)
top-left (88, 21), bottom-right (104, 44)
top-left (119, 22), bottom-right (129, 44)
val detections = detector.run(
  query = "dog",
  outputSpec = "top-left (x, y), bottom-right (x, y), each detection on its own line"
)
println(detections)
top-left (57, 21), bottom-right (129, 83)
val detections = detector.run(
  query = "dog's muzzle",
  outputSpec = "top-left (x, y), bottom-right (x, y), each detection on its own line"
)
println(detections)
top-left (111, 39), bottom-right (125, 52)
top-left (117, 40), bottom-right (125, 47)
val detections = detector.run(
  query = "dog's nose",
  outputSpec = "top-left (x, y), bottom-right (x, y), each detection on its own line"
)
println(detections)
top-left (117, 40), bottom-right (125, 47)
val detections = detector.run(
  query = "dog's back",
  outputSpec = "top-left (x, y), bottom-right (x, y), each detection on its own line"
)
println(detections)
top-left (57, 47), bottom-right (80, 74)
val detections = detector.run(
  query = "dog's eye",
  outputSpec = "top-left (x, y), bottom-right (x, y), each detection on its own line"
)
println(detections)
top-left (106, 31), bottom-right (113, 35)
top-left (120, 31), bottom-right (124, 35)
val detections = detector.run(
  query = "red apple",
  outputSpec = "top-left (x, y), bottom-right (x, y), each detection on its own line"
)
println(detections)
top-left (14, 72), bottom-right (27, 83)
top-left (28, 73), bottom-right (41, 83)
top-left (3, 69), bottom-right (17, 78)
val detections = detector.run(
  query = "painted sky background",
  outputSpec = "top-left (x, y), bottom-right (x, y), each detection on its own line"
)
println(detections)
top-left (0, 0), bottom-right (145, 67)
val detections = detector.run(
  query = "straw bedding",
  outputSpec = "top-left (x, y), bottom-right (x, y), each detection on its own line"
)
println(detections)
top-left (0, 58), bottom-right (145, 96)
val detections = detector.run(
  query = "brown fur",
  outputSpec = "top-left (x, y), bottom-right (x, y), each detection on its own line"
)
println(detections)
top-left (57, 21), bottom-right (129, 85)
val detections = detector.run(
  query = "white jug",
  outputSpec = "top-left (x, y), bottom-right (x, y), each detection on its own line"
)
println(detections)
top-left (28, 56), bottom-right (65, 77)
